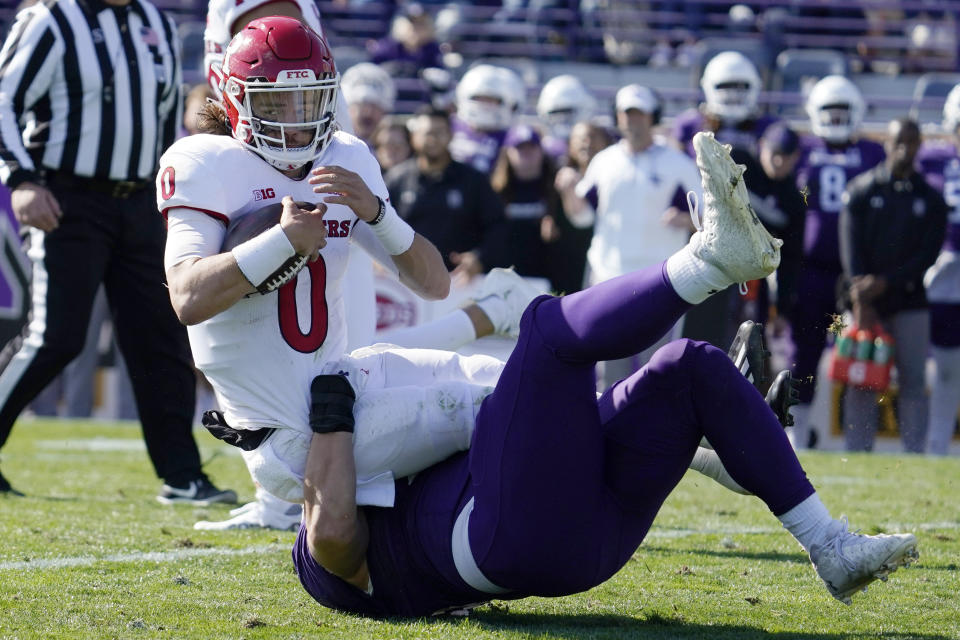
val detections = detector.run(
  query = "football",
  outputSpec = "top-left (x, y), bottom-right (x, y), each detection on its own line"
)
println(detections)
top-left (221, 200), bottom-right (317, 295)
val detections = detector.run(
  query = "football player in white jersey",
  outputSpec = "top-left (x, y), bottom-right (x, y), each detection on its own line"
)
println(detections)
top-left (159, 17), bottom-right (449, 528)
top-left (199, 1), bottom-right (379, 528)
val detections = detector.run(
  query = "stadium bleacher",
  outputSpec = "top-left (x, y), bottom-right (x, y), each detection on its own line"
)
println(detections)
top-left (2, 0), bottom-right (958, 131)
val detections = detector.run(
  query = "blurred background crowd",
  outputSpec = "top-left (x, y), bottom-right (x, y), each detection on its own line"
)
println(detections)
top-left (2, 0), bottom-right (959, 456)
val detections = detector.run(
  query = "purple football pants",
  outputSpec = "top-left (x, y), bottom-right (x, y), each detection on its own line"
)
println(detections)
top-left (467, 262), bottom-right (816, 596)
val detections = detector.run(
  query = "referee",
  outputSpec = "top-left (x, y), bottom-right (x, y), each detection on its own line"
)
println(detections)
top-left (0, 0), bottom-right (235, 504)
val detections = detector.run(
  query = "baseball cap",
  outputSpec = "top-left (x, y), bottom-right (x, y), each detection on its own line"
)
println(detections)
top-left (761, 123), bottom-right (800, 155)
top-left (615, 84), bottom-right (658, 113)
top-left (504, 124), bottom-right (541, 148)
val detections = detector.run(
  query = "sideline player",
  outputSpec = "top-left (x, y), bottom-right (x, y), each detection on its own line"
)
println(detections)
top-left (672, 51), bottom-right (777, 158)
top-left (293, 133), bottom-right (918, 615)
top-left (918, 85), bottom-right (960, 455)
top-left (789, 76), bottom-right (885, 449)
top-left (158, 18), bottom-right (447, 526)
top-left (449, 64), bottom-right (525, 176)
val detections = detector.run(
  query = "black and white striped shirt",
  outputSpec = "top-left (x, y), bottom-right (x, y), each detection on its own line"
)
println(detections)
top-left (0, 0), bottom-right (182, 188)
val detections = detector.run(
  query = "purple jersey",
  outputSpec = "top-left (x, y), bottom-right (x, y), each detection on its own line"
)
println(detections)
top-left (449, 116), bottom-right (507, 176)
top-left (917, 140), bottom-right (960, 252)
top-left (672, 108), bottom-right (779, 158)
top-left (794, 137), bottom-right (885, 271)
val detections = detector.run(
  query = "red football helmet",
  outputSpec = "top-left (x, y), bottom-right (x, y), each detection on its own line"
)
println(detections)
top-left (221, 16), bottom-right (338, 171)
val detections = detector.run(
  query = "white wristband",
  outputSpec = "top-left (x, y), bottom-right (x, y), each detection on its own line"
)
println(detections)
top-left (231, 224), bottom-right (297, 287)
top-left (370, 204), bottom-right (415, 255)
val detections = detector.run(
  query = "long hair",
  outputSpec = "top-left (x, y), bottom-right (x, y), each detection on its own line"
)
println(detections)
top-left (490, 147), bottom-right (560, 220)
top-left (196, 101), bottom-right (232, 136)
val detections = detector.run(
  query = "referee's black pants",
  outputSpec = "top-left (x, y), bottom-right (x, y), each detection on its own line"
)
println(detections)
top-left (0, 181), bottom-right (201, 485)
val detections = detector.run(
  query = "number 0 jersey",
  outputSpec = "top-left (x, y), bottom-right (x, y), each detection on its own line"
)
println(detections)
top-left (795, 137), bottom-right (885, 271)
top-left (157, 131), bottom-right (391, 432)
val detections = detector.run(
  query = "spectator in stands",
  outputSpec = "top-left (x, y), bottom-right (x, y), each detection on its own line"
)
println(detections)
top-left (450, 64), bottom-right (526, 175)
top-left (536, 74), bottom-right (598, 162)
top-left (490, 124), bottom-right (560, 287)
top-left (672, 51), bottom-right (778, 158)
top-left (730, 123), bottom-right (806, 336)
top-left (839, 118), bottom-right (946, 453)
top-left (373, 117), bottom-right (412, 174)
top-left (369, 2), bottom-right (445, 108)
top-left (183, 84), bottom-right (214, 137)
top-left (340, 62), bottom-right (397, 149)
top-left (916, 85), bottom-right (960, 455)
top-left (552, 121), bottom-right (614, 293)
top-left (904, 7), bottom-right (957, 73)
top-left (566, 84), bottom-right (702, 388)
top-left (789, 76), bottom-right (885, 450)
top-left (386, 107), bottom-right (509, 285)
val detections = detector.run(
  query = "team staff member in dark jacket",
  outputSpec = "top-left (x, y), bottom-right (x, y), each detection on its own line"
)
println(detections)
top-left (839, 118), bottom-right (947, 453)
top-left (731, 123), bottom-right (806, 331)
top-left (385, 107), bottom-right (509, 284)
top-left (0, 0), bottom-right (234, 503)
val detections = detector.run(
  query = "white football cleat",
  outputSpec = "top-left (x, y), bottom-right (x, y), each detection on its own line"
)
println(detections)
top-left (475, 268), bottom-right (547, 338)
top-left (690, 131), bottom-right (783, 284)
top-left (810, 516), bottom-right (919, 605)
top-left (193, 499), bottom-right (302, 531)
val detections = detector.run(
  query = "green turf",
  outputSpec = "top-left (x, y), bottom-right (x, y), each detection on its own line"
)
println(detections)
top-left (0, 419), bottom-right (957, 639)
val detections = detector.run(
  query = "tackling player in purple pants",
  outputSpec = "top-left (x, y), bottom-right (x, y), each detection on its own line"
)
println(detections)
top-left (292, 133), bottom-right (918, 616)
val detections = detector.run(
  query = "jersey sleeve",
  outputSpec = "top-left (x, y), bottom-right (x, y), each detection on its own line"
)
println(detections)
top-left (164, 207), bottom-right (227, 270)
top-left (156, 138), bottom-right (232, 224)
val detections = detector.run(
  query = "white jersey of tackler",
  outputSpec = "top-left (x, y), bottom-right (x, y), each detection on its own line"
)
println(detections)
top-left (158, 131), bottom-right (392, 435)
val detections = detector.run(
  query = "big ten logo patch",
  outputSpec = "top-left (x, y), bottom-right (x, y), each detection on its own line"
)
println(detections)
top-left (324, 219), bottom-right (353, 238)
top-left (253, 188), bottom-right (276, 201)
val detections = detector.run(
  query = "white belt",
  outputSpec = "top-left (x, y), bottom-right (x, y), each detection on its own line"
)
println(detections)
top-left (451, 497), bottom-right (511, 594)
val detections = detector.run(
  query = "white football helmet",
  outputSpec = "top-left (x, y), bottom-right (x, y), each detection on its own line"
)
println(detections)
top-left (456, 64), bottom-right (525, 132)
top-left (340, 62), bottom-right (396, 112)
top-left (700, 51), bottom-right (762, 122)
top-left (943, 84), bottom-right (960, 135)
top-left (536, 74), bottom-right (597, 140)
top-left (805, 75), bottom-right (866, 144)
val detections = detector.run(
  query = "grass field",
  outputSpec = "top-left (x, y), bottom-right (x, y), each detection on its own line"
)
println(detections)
top-left (0, 419), bottom-right (957, 640)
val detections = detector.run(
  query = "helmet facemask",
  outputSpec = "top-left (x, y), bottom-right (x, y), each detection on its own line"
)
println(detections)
top-left (706, 81), bottom-right (757, 121)
top-left (812, 102), bottom-right (855, 144)
top-left (226, 73), bottom-right (339, 171)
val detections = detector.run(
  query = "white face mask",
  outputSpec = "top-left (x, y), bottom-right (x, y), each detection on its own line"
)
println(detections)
top-left (227, 76), bottom-right (339, 170)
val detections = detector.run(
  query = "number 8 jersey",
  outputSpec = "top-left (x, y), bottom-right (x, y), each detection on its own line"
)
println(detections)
top-left (795, 137), bottom-right (886, 272)
top-left (157, 131), bottom-right (393, 434)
